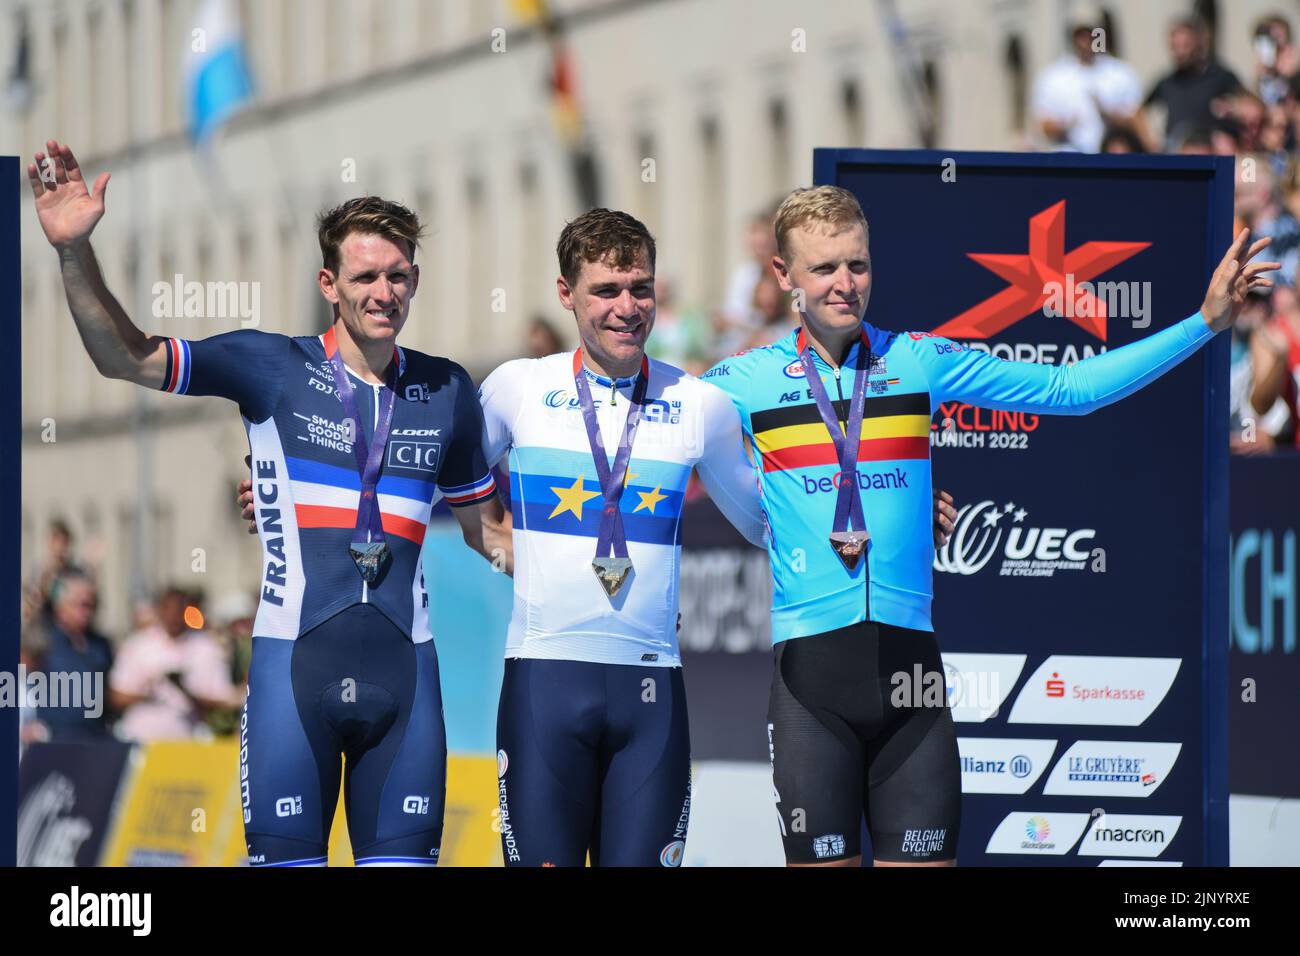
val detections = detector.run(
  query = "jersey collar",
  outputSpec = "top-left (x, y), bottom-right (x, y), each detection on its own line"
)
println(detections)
top-left (321, 325), bottom-right (406, 380)
top-left (794, 323), bottom-right (871, 370)
top-left (572, 348), bottom-right (649, 388)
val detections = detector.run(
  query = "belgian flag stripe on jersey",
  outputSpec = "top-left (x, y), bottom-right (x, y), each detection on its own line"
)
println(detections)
top-left (750, 390), bottom-right (928, 432)
top-left (751, 391), bottom-right (930, 473)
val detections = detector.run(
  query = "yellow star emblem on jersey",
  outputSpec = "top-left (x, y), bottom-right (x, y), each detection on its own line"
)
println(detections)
top-left (623, 467), bottom-right (639, 488)
top-left (548, 474), bottom-right (601, 521)
top-left (633, 484), bottom-right (667, 514)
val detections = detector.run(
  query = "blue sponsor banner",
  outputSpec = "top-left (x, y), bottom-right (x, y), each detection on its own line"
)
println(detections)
top-left (815, 149), bottom-right (1232, 865)
top-left (1229, 452), bottom-right (1300, 798)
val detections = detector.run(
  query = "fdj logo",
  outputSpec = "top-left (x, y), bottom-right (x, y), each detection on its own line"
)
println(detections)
top-left (275, 796), bottom-right (303, 818)
top-left (642, 399), bottom-right (682, 424)
top-left (388, 441), bottom-right (441, 473)
top-left (802, 468), bottom-right (909, 493)
top-left (403, 795), bottom-right (431, 815)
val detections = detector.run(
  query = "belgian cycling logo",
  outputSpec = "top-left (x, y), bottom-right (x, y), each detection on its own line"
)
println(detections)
top-left (275, 796), bottom-right (303, 818)
top-left (402, 795), bottom-right (431, 815)
top-left (929, 200), bottom-right (1150, 342)
top-left (933, 500), bottom-right (1099, 577)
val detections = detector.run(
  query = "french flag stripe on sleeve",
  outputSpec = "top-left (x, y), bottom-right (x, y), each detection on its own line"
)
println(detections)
top-left (162, 338), bottom-right (191, 394)
top-left (440, 473), bottom-right (497, 507)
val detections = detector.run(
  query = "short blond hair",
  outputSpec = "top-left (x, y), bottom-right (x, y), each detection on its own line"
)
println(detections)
top-left (774, 186), bottom-right (869, 261)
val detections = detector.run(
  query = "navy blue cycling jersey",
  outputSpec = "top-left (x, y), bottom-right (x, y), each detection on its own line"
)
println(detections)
top-left (161, 326), bottom-right (496, 642)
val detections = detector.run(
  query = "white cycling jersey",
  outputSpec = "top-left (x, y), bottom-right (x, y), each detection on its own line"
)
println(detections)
top-left (479, 351), bottom-right (767, 666)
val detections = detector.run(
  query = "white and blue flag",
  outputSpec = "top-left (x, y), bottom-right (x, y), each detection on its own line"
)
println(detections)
top-left (186, 0), bottom-right (254, 144)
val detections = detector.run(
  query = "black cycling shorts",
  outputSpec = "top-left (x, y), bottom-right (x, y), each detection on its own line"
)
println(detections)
top-left (767, 620), bottom-right (960, 864)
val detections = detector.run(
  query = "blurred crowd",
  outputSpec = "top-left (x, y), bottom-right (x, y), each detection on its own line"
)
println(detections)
top-left (1029, 10), bottom-right (1300, 452)
top-left (525, 10), bottom-right (1300, 455)
top-left (19, 520), bottom-right (252, 747)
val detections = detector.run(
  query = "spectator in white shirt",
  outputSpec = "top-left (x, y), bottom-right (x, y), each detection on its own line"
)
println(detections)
top-left (1032, 20), bottom-right (1143, 153)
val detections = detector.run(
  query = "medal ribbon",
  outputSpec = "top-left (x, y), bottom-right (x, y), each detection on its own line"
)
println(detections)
top-left (571, 350), bottom-right (651, 562)
top-left (796, 326), bottom-right (872, 539)
top-left (327, 338), bottom-right (399, 556)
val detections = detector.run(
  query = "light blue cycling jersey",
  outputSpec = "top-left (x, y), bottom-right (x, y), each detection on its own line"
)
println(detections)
top-left (704, 312), bottom-right (1215, 643)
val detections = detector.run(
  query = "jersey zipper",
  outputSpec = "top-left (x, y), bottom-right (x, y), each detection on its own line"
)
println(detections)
top-left (361, 379), bottom-right (381, 603)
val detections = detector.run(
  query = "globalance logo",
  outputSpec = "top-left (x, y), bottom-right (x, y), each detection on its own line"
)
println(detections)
top-left (1025, 816), bottom-right (1051, 843)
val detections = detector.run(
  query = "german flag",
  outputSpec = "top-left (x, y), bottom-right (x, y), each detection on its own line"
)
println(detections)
top-left (751, 392), bottom-right (930, 473)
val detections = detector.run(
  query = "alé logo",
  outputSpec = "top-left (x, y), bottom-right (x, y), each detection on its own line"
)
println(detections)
top-left (931, 200), bottom-right (1150, 343)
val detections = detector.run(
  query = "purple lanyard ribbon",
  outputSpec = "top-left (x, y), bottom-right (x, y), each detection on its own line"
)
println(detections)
top-left (571, 350), bottom-right (650, 561)
top-left (797, 327), bottom-right (871, 537)
top-left (328, 342), bottom-right (398, 553)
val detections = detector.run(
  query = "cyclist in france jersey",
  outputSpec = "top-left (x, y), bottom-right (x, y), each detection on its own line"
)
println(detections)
top-left (704, 185), bottom-right (1278, 867)
top-left (29, 140), bottom-right (510, 867)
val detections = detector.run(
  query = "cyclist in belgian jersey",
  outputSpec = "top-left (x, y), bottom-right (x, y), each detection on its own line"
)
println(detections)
top-left (705, 185), bottom-right (1278, 867)
top-left (30, 140), bottom-right (510, 866)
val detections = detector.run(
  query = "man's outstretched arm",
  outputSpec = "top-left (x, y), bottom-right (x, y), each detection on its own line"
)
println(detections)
top-left (914, 229), bottom-right (1281, 415)
top-left (29, 140), bottom-right (169, 387)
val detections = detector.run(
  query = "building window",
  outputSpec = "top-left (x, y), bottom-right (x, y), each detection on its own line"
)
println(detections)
top-left (466, 175), bottom-right (490, 340)
top-left (920, 59), bottom-right (940, 148)
top-left (841, 78), bottom-right (865, 147)
top-left (161, 0), bottom-right (181, 131)
top-left (697, 115), bottom-right (725, 309)
top-left (518, 161), bottom-right (543, 324)
top-left (1005, 35), bottom-right (1025, 136)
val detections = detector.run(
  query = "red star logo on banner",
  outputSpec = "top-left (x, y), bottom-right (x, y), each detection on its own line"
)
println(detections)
top-left (930, 200), bottom-right (1150, 342)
